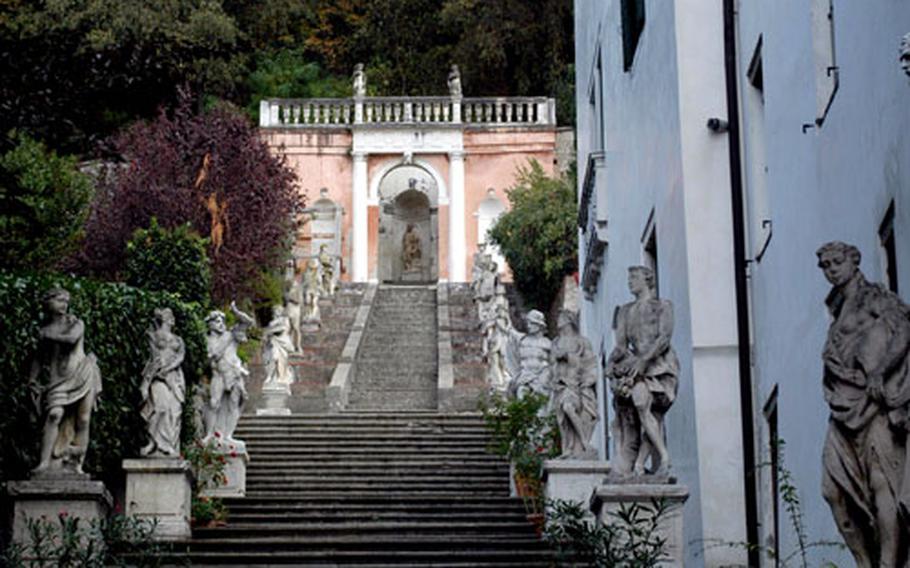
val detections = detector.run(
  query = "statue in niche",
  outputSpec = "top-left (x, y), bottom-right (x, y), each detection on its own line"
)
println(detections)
top-left (302, 258), bottom-right (321, 322)
top-left (29, 287), bottom-right (103, 474)
top-left (204, 302), bottom-right (254, 445)
top-left (606, 266), bottom-right (679, 476)
top-left (319, 244), bottom-right (336, 297)
top-left (262, 305), bottom-right (294, 389)
top-left (448, 64), bottom-right (462, 97)
top-left (402, 223), bottom-right (422, 272)
top-left (551, 310), bottom-right (599, 459)
top-left (816, 241), bottom-right (910, 568)
top-left (506, 310), bottom-right (552, 400)
top-left (352, 63), bottom-right (366, 97)
top-left (139, 307), bottom-right (186, 458)
top-left (285, 269), bottom-right (303, 352)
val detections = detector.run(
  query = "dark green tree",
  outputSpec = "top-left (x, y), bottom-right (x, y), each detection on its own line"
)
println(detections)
top-left (0, 132), bottom-right (94, 271)
top-left (489, 159), bottom-right (577, 311)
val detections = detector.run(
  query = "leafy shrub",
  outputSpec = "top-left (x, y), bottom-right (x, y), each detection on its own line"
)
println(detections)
top-left (125, 218), bottom-right (212, 307)
top-left (183, 437), bottom-right (229, 527)
top-left (245, 49), bottom-right (351, 118)
top-left (0, 273), bottom-right (207, 484)
top-left (489, 159), bottom-right (577, 311)
top-left (73, 94), bottom-right (302, 304)
top-left (0, 132), bottom-right (94, 272)
top-left (1, 512), bottom-right (168, 567)
top-left (544, 498), bottom-right (671, 567)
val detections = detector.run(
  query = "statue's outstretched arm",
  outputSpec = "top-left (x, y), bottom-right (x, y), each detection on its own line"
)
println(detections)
top-left (230, 301), bottom-right (255, 329)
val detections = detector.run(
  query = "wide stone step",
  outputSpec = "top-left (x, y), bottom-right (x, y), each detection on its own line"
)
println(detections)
top-left (226, 511), bottom-right (528, 523)
top-left (237, 491), bottom-right (514, 501)
top-left (246, 461), bottom-right (506, 473)
top-left (193, 521), bottom-right (535, 538)
top-left (160, 548), bottom-right (553, 567)
top-left (223, 495), bottom-right (523, 507)
top-left (246, 440), bottom-right (488, 450)
top-left (244, 481), bottom-right (509, 493)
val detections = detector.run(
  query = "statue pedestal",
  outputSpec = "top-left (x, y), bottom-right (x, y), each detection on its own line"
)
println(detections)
top-left (300, 318), bottom-right (320, 333)
top-left (5, 473), bottom-right (112, 546)
top-left (400, 268), bottom-right (423, 283)
top-left (589, 479), bottom-right (689, 567)
top-left (122, 458), bottom-right (192, 540)
top-left (200, 442), bottom-right (249, 498)
top-left (256, 383), bottom-right (292, 416)
top-left (543, 459), bottom-right (610, 519)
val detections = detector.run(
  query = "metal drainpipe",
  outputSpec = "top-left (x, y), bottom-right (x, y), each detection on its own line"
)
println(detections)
top-left (722, 0), bottom-right (761, 565)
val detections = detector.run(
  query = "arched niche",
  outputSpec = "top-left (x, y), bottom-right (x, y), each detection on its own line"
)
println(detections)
top-left (476, 188), bottom-right (506, 271)
top-left (377, 164), bottom-right (439, 282)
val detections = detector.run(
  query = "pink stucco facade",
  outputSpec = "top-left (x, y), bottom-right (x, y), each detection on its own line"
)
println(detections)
top-left (260, 101), bottom-right (562, 283)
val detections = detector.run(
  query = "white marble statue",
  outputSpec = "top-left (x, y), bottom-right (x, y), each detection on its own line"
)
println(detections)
top-left (606, 266), bottom-right (679, 477)
top-left (204, 302), bottom-right (254, 445)
top-left (302, 258), bottom-right (321, 323)
top-left (318, 244), bottom-right (336, 297)
top-left (139, 307), bottom-right (186, 458)
top-left (285, 272), bottom-right (303, 352)
top-left (262, 305), bottom-right (295, 389)
top-left (551, 310), bottom-right (598, 459)
top-left (448, 64), bottom-right (462, 97)
top-left (506, 310), bottom-right (552, 400)
top-left (816, 241), bottom-right (910, 568)
top-left (29, 287), bottom-right (103, 474)
top-left (485, 303), bottom-right (513, 392)
top-left (353, 63), bottom-right (366, 97)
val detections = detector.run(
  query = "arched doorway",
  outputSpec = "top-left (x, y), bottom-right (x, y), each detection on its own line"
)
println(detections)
top-left (377, 164), bottom-right (439, 282)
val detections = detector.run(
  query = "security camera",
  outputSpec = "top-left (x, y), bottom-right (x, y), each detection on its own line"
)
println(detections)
top-left (706, 118), bottom-right (729, 133)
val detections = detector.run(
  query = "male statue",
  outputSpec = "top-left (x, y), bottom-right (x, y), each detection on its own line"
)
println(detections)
top-left (302, 258), bottom-right (321, 323)
top-left (551, 310), bottom-right (599, 459)
top-left (817, 241), bottom-right (910, 568)
top-left (204, 302), bottom-right (254, 445)
top-left (506, 310), bottom-right (552, 400)
top-left (606, 266), bottom-right (679, 476)
top-left (318, 244), bottom-right (336, 296)
top-left (29, 287), bottom-right (103, 474)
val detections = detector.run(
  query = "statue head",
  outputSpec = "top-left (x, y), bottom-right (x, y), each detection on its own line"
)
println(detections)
top-left (557, 310), bottom-right (579, 333)
top-left (44, 286), bottom-right (71, 316)
top-left (628, 266), bottom-right (656, 295)
top-left (526, 310), bottom-right (546, 334)
top-left (205, 310), bottom-right (227, 334)
top-left (354, 63), bottom-right (364, 74)
top-left (816, 241), bottom-right (862, 287)
top-left (154, 307), bottom-right (175, 328)
top-left (272, 305), bottom-right (284, 319)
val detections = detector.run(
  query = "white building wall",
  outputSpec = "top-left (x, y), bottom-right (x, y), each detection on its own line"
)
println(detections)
top-left (738, 1), bottom-right (910, 565)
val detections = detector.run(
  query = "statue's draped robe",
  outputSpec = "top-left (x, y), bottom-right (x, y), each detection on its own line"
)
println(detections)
top-left (140, 330), bottom-right (185, 456)
top-left (551, 333), bottom-right (598, 456)
top-left (822, 279), bottom-right (910, 529)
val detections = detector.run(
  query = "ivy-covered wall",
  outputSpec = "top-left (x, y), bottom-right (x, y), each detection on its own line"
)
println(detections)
top-left (0, 273), bottom-right (208, 485)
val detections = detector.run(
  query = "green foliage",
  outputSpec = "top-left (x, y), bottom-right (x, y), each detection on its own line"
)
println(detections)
top-left (1, 512), bottom-right (168, 567)
top-left (479, 392), bottom-right (559, 482)
top-left (544, 498), bottom-right (671, 567)
top-left (0, 273), bottom-right (207, 484)
top-left (0, 132), bottom-right (94, 271)
top-left (489, 159), bottom-right (578, 311)
top-left (183, 437), bottom-right (230, 527)
top-left (125, 218), bottom-right (212, 307)
top-left (245, 49), bottom-right (350, 117)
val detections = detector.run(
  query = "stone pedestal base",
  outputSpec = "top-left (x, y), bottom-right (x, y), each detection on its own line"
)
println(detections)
top-left (256, 383), bottom-right (292, 416)
top-left (401, 269), bottom-right (423, 282)
top-left (123, 459), bottom-right (192, 540)
top-left (5, 474), bottom-right (112, 546)
top-left (200, 444), bottom-right (249, 498)
top-left (543, 459), bottom-right (610, 517)
top-left (590, 481), bottom-right (689, 567)
top-left (301, 319), bottom-right (321, 333)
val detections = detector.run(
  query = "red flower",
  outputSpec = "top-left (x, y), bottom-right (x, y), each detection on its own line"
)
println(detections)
top-left (59, 510), bottom-right (69, 518)
top-left (230, 451), bottom-right (237, 458)
top-left (214, 432), bottom-right (221, 438)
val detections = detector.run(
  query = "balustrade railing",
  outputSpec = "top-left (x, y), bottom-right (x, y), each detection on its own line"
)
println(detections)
top-left (260, 96), bottom-right (555, 128)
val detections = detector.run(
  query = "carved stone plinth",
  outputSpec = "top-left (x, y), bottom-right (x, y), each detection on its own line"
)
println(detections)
top-left (257, 382), bottom-right (292, 416)
top-left (400, 268), bottom-right (424, 283)
top-left (200, 446), bottom-right (249, 498)
top-left (123, 459), bottom-right (192, 540)
top-left (543, 460), bottom-right (610, 519)
top-left (590, 480), bottom-right (689, 567)
top-left (5, 474), bottom-right (112, 546)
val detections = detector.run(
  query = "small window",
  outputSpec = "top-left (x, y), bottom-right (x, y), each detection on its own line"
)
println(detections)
top-left (747, 36), bottom-right (764, 95)
top-left (811, 0), bottom-right (838, 126)
top-left (879, 201), bottom-right (898, 294)
top-left (621, 0), bottom-right (646, 72)
top-left (642, 214), bottom-right (658, 295)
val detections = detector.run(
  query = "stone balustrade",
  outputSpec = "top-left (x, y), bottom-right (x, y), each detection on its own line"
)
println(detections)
top-left (259, 96), bottom-right (555, 128)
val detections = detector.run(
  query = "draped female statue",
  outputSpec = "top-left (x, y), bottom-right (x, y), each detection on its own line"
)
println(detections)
top-left (140, 307), bottom-right (186, 458)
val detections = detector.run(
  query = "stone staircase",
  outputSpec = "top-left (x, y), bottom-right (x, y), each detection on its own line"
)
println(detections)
top-left (167, 412), bottom-right (552, 566)
top-left (348, 286), bottom-right (438, 410)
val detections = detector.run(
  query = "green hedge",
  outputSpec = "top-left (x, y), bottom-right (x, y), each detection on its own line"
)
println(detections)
top-left (0, 273), bottom-right (208, 484)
